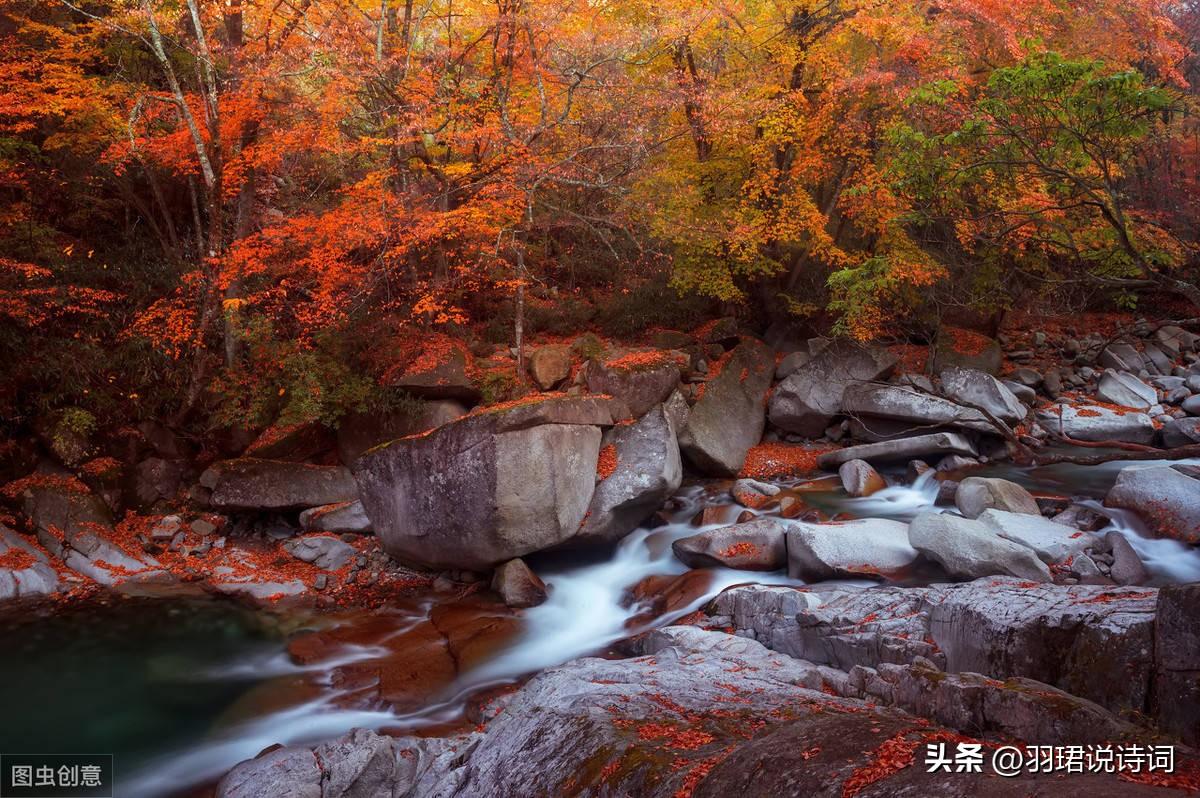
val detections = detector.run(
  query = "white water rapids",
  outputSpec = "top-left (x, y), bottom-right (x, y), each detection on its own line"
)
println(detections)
top-left (120, 463), bottom-right (1200, 797)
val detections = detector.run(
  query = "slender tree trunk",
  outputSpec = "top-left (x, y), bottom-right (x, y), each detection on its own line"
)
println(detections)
top-left (514, 246), bottom-right (526, 383)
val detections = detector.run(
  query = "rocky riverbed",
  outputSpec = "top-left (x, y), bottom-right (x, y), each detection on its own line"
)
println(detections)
top-left (1, 318), bottom-right (1199, 796)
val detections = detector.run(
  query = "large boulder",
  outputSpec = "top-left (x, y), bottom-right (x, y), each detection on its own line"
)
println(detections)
top-left (0, 524), bottom-right (59, 601)
top-left (908, 512), bottom-right (1051, 582)
top-left (768, 340), bottom-right (898, 436)
top-left (817, 432), bottom-right (977, 469)
top-left (528, 344), bottom-right (572, 390)
top-left (1095, 370), bottom-right (1156, 410)
top-left (977, 509), bottom-right (1097, 564)
top-left (671, 518), bottom-right (787, 570)
top-left (954, 477), bottom-right (1040, 519)
top-left (840, 383), bottom-right (994, 433)
top-left (1035, 404), bottom-right (1156, 445)
top-left (336, 400), bottom-right (469, 466)
top-left (585, 351), bottom-right (682, 418)
top-left (1154, 584), bottom-right (1200, 745)
top-left (939, 367), bottom-right (1026, 426)
top-left (353, 397), bottom-right (624, 570)
top-left (1105, 465), bottom-right (1200, 544)
top-left (574, 404), bottom-right (682, 546)
top-left (200, 459), bottom-right (358, 511)
top-left (679, 339), bottom-right (774, 475)
top-left (785, 518), bottom-right (917, 581)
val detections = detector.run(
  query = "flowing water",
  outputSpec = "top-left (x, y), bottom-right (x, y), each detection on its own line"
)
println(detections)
top-left (3, 458), bottom-right (1198, 797)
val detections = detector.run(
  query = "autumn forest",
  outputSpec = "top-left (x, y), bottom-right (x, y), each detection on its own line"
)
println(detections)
top-left (1, 0), bottom-right (1197, 431)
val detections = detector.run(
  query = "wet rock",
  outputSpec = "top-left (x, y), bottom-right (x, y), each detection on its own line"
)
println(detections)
top-left (906, 459), bottom-right (932, 483)
top-left (1154, 584), bottom-right (1200, 746)
top-left (672, 518), bottom-right (787, 571)
top-left (908, 512), bottom-right (1051, 582)
top-left (786, 518), bottom-right (917, 581)
top-left (1183, 394), bottom-right (1200, 416)
top-left (840, 383), bottom-right (995, 433)
top-left (216, 745), bottom-right (321, 798)
top-left (354, 396), bottom-right (618, 570)
top-left (528, 344), bottom-right (572, 390)
top-left (837, 459), bottom-right (886, 497)
top-left (977, 509), bottom-right (1097, 564)
top-left (298, 500), bottom-right (372, 534)
top-left (954, 477), bottom-right (1040, 519)
top-left (817, 432), bottom-right (977, 469)
top-left (0, 524), bottom-right (59, 601)
top-left (336, 400), bottom-right (468, 466)
top-left (940, 367), bottom-right (1026, 426)
top-left (768, 339), bottom-right (898, 437)
top-left (1035, 403), bottom-right (1156, 445)
top-left (1095, 370), bottom-right (1156, 410)
top-left (585, 352), bottom-right (681, 418)
top-left (679, 339), bottom-right (774, 475)
top-left (1106, 532), bottom-right (1150, 586)
top-left (1105, 464), bottom-right (1200, 544)
top-left (491, 558), bottom-right (548, 608)
top-left (284, 534), bottom-right (357, 570)
top-left (576, 404), bottom-right (682, 546)
top-left (730, 478), bottom-right (781, 508)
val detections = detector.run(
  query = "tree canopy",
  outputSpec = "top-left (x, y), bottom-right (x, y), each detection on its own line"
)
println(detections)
top-left (1, 0), bottom-right (1197, 430)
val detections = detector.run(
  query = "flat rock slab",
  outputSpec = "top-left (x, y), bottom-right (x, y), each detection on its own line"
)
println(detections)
top-left (218, 625), bottom-right (1177, 798)
top-left (202, 458), bottom-right (358, 511)
top-left (713, 578), bottom-right (1159, 719)
top-left (818, 432), bottom-right (977, 469)
top-left (1035, 404), bottom-right (1156, 445)
top-left (785, 518), bottom-right (917, 581)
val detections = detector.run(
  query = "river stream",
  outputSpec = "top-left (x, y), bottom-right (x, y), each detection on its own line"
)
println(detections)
top-left (2, 457), bottom-right (1197, 797)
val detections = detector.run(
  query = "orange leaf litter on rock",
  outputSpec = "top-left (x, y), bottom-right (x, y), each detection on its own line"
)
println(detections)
top-left (718, 542), bottom-right (759, 559)
top-left (738, 443), bottom-right (836, 480)
top-left (597, 444), bottom-right (618, 479)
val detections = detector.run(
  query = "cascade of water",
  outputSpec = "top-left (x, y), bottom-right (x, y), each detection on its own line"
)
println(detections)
top-left (1078, 499), bottom-right (1200, 584)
